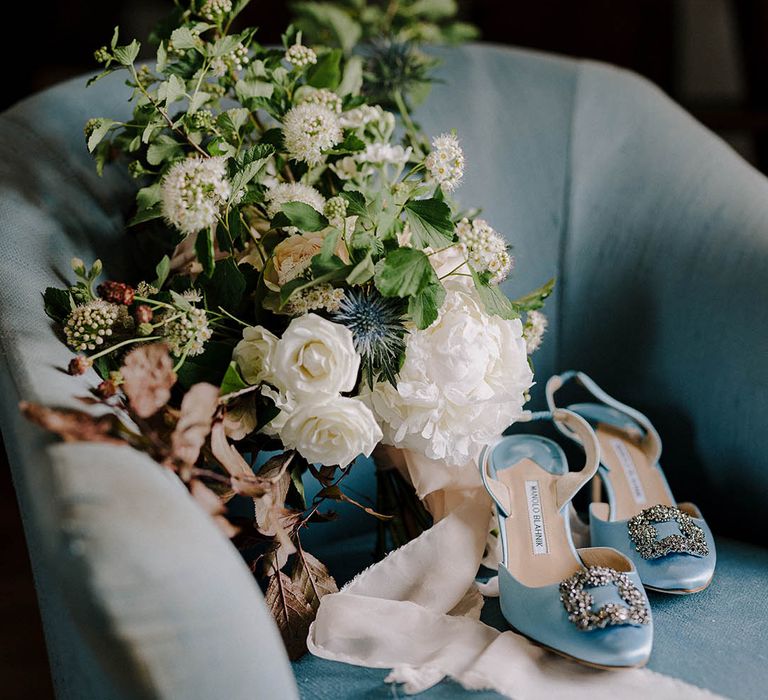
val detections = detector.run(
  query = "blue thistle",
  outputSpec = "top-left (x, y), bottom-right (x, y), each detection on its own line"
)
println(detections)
top-left (333, 287), bottom-right (407, 388)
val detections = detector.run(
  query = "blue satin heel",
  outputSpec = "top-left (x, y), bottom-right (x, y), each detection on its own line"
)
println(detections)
top-left (479, 410), bottom-right (653, 669)
top-left (546, 371), bottom-right (716, 594)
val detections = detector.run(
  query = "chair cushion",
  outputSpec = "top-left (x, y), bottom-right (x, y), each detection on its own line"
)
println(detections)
top-left (300, 532), bottom-right (768, 700)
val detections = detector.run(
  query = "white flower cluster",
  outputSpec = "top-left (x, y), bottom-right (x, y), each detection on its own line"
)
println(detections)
top-left (234, 315), bottom-right (381, 467)
top-left (340, 105), bottom-right (393, 134)
top-left (265, 183), bottom-right (326, 234)
top-left (282, 103), bottom-right (342, 166)
top-left (523, 310), bottom-right (548, 354)
top-left (64, 300), bottom-right (120, 352)
top-left (287, 284), bottom-right (345, 316)
top-left (323, 196), bottom-right (347, 227)
top-left (425, 133), bottom-right (465, 191)
top-left (200, 0), bottom-right (231, 21)
top-left (299, 88), bottom-right (342, 114)
top-left (286, 43), bottom-right (317, 68)
top-left (211, 42), bottom-right (249, 75)
top-left (361, 282), bottom-right (533, 464)
top-left (164, 307), bottom-right (212, 357)
top-left (456, 218), bottom-right (512, 284)
top-left (161, 156), bottom-right (231, 235)
top-left (358, 143), bottom-right (412, 166)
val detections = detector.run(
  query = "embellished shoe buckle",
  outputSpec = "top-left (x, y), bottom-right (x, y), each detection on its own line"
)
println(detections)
top-left (559, 566), bottom-right (650, 632)
top-left (627, 504), bottom-right (708, 560)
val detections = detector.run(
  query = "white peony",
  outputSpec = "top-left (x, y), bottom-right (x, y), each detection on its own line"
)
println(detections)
top-left (272, 314), bottom-right (360, 399)
top-left (279, 395), bottom-right (382, 468)
top-left (361, 281), bottom-right (533, 464)
top-left (233, 326), bottom-right (279, 385)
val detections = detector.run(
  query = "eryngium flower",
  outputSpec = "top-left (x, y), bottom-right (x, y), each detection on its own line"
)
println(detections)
top-left (523, 310), bottom-right (548, 354)
top-left (282, 103), bottom-right (342, 166)
top-left (161, 156), bottom-right (231, 235)
top-left (456, 218), bottom-right (512, 284)
top-left (64, 300), bottom-right (120, 352)
top-left (333, 287), bottom-right (407, 388)
top-left (425, 133), bottom-right (465, 192)
top-left (363, 41), bottom-right (436, 106)
top-left (164, 308), bottom-right (213, 357)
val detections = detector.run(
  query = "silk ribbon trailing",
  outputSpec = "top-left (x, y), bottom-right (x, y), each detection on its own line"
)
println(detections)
top-left (307, 447), bottom-right (722, 699)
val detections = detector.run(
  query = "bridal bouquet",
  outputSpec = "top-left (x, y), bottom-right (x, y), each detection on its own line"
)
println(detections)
top-left (24, 0), bottom-right (551, 657)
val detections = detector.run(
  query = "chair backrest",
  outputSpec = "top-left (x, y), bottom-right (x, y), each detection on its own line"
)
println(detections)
top-left (1, 42), bottom-right (766, 698)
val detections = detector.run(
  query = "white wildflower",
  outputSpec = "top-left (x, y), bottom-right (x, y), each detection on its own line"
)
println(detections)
top-left (329, 156), bottom-right (359, 180)
top-left (456, 217), bottom-right (512, 284)
top-left (286, 43), bottom-right (317, 69)
top-left (282, 103), bottom-right (342, 166)
top-left (164, 307), bottom-right (212, 357)
top-left (136, 281), bottom-right (158, 297)
top-left (523, 310), bottom-right (548, 354)
top-left (287, 284), bottom-right (346, 316)
top-left (200, 0), bottom-right (231, 21)
top-left (64, 300), bottom-right (120, 352)
top-left (299, 88), bottom-right (342, 114)
top-left (357, 143), bottom-right (412, 165)
top-left (161, 156), bottom-right (231, 235)
top-left (425, 132), bottom-right (465, 191)
top-left (181, 289), bottom-right (203, 303)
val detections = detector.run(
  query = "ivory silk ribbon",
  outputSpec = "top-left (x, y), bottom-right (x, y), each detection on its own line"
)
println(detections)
top-left (307, 447), bottom-right (722, 699)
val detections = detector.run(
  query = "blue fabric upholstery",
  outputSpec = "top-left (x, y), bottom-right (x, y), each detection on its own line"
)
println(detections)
top-left (0, 43), bottom-right (766, 698)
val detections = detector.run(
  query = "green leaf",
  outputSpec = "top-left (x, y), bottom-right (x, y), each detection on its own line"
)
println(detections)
top-left (470, 269), bottom-right (520, 320)
top-left (235, 79), bottom-right (275, 101)
top-left (374, 248), bottom-right (438, 298)
top-left (128, 204), bottom-right (163, 226)
top-left (310, 230), bottom-right (346, 277)
top-left (146, 134), bottom-right (183, 165)
top-left (177, 341), bottom-right (233, 389)
top-left (510, 277), bottom-right (555, 312)
top-left (156, 42), bottom-right (168, 72)
top-left (338, 55), bottom-right (363, 96)
top-left (327, 133), bottom-right (365, 154)
top-left (273, 201), bottom-right (329, 232)
top-left (43, 288), bottom-right (73, 323)
top-left (293, 2), bottom-right (362, 53)
top-left (408, 281), bottom-right (445, 330)
top-left (306, 49), bottom-right (342, 89)
top-left (203, 256), bottom-right (246, 310)
top-left (87, 119), bottom-right (116, 153)
top-left (406, 0), bottom-right (458, 20)
top-left (403, 198), bottom-right (454, 248)
top-left (231, 143), bottom-right (274, 195)
top-left (113, 39), bottom-right (141, 66)
top-left (339, 190), bottom-right (367, 218)
top-left (195, 228), bottom-right (216, 278)
top-left (161, 74), bottom-right (186, 104)
top-left (170, 27), bottom-right (199, 51)
top-left (153, 255), bottom-right (171, 289)
top-left (220, 361), bottom-right (249, 396)
top-left (346, 252), bottom-right (375, 285)
top-left (129, 183), bottom-right (164, 227)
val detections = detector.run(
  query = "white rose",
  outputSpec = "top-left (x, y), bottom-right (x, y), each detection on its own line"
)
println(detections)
top-left (279, 396), bottom-right (383, 468)
top-left (272, 314), bottom-right (360, 398)
top-left (233, 326), bottom-right (279, 385)
top-left (360, 281), bottom-right (533, 464)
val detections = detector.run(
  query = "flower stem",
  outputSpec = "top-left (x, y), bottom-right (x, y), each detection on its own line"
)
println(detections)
top-left (89, 335), bottom-right (161, 362)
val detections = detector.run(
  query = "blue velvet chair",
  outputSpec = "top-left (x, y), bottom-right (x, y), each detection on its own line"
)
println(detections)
top-left (1, 44), bottom-right (766, 699)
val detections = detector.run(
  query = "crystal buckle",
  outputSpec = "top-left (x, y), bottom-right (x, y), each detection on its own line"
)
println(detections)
top-left (627, 504), bottom-right (708, 560)
top-left (559, 566), bottom-right (650, 632)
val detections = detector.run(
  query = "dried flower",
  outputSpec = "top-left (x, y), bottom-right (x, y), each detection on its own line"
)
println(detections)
top-left (135, 304), bottom-right (153, 324)
top-left (282, 103), bottom-right (342, 166)
top-left (96, 379), bottom-right (118, 399)
top-left (120, 343), bottom-right (177, 418)
top-left (97, 280), bottom-right (135, 305)
top-left (64, 300), bottom-right (120, 352)
top-left (425, 133), bottom-right (465, 192)
top-left (160, 156), bottom-right (231, 235)
top-left (68, 356), bottom-right (93, 376)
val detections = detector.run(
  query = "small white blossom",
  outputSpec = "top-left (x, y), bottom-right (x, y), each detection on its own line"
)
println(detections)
top-left (329, 156), bottom-right (359, 180)
top-left (265, 183), bottom-right (326, 232)
top-left (286, 43), bottom-right (317, 69)
top-left (164, 307), bottom-right (212, 357)
top-left (456, 217), bottom-right (512, 284)
top-left (282, 103), bottom-right (342, 166)
top-left (64, 300), bottom-right (120, 352)
top-left (523, 310), bottom-right (548, 354)
top-left (200, 0), bottom-right (231, 21)
top-left (161, 156), bottom-right (231, 236)
top-left (425, 133), bottom-right (465, 191)
top-left (287, 284), bottom-right (346, 316)
top-left (181, 289), bottom-right (203, 303)
top-left (299, 88), bottom-right (342, 114)
top-left (357, 143), bottom-right (412, 165)
top-left (136, 281), bottom-right (158, 297)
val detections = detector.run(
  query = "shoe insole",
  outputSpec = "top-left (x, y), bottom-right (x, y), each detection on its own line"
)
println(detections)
top-left (496, 458), bottom-right (582, 587)
top-left (593, 423), bottom-right (674, 521)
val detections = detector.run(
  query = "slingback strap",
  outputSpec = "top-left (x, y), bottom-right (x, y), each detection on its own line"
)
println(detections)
top-left (478, 408), bottom-right (601, 516)
top-left (545, 371), bottom-right (662, 465)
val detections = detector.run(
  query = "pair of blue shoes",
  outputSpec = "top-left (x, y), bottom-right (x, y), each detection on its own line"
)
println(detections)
top-left (479, 371), bottom-right (716, 669)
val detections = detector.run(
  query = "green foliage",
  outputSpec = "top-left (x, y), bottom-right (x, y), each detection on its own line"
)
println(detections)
top-left (374, 247), bottom-right (439, 298)
top-left (403, 198), bottom-right (454, 248)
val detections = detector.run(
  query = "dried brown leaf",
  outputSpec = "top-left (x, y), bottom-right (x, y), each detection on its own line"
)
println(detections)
top-left (167, 383), bottom-right (219, 467)
top-left (121, 343), bottom-right (177, 418)
top-left (189, 479), bottom-right (238, 539)
top-left (291, 549), bottom-right (338, 614)
top-left (20, 401), bottom-right (124, 444)
top-left (319, 484), bottom-right (394, 521)
top-left (210, 420), bottom-right (252, 477)
top-left (265, 570), bottom-right (314, 660)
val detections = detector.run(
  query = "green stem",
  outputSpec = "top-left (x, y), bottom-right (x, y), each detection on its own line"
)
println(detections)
top-left (89, 335), bottom-right (161, 362)
top-left (393, 89), bottom-right (425, 159)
